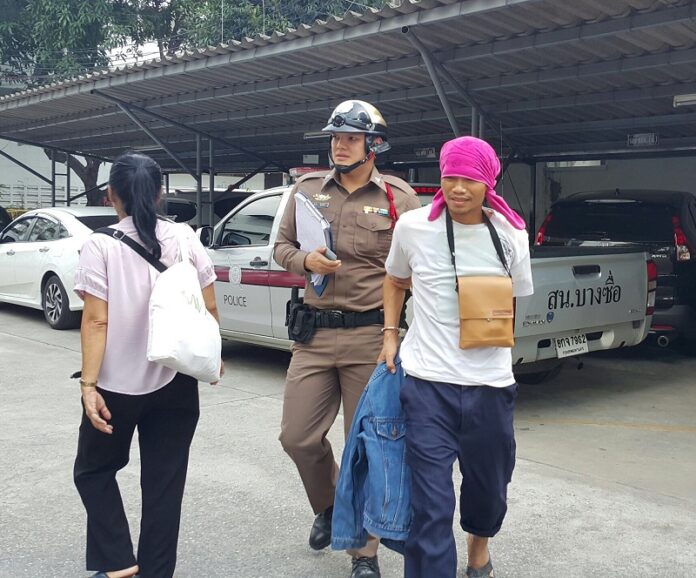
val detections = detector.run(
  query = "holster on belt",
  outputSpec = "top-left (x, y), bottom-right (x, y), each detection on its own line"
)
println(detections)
top-left (286, 286), bottom-right (317, 343)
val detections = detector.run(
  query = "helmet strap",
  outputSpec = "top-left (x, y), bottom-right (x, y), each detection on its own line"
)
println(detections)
top-left (328, 148), bottom-right (373, 174)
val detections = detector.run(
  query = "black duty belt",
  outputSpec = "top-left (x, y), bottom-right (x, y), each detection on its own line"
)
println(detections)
top-left (313, 308), bottom-right (384, 329)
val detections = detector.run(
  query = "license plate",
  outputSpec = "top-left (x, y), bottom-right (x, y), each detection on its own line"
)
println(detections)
top-left (554, 334), bottom-right (589, 358)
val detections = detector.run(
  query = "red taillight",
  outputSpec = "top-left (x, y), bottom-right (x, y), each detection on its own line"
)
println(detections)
top-left (215, 265), bottom-right (230, 282)
top-left (646, 259), bottom-right (657, 316)
top-left (413, 186), bottom-right (440, 194)
top-left (672, 216), bottom-right (691, 261)
top-left (535, 212), bottom-right (553, 245)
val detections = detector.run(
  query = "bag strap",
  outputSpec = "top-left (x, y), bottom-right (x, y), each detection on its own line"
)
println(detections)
top-left (445, 210), bottom-right (510, 292)
top-left (94, 227), bottom-right (167, 273)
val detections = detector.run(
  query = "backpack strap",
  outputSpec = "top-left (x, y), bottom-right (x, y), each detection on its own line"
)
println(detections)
top-left (94, 227), bottom-right (167, 273)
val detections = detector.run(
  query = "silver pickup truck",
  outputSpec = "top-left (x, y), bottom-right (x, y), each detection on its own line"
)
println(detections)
top-left (201, 186), bottom-right (656, 383)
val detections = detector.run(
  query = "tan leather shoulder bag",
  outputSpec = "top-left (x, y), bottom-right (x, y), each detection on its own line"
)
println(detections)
top-left (446, 210), bottom-right (514, 349)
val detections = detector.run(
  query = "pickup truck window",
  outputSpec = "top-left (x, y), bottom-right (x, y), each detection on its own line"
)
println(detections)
top-left (218, 194), bottom-right (282, 247)
top-left (546, 202), bottom-right (673, 244)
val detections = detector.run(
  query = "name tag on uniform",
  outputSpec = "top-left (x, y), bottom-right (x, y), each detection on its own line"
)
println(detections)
top-left (363, 205), bottom-right (390, 217)
top-left (313, 202), bottom-right (330, 209)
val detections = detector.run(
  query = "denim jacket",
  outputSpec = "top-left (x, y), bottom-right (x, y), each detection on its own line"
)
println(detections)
top-left (331, 359), bottom-right (411, 554)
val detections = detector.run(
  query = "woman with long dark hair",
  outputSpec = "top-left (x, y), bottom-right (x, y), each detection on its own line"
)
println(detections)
top-left (73, 152), bottom-right (221, 578)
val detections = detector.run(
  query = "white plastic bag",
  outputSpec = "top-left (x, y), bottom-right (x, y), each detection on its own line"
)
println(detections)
top-left (147, 228), bottom-right (221, 383)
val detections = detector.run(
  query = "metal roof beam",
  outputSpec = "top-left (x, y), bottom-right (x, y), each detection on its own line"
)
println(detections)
top-left (39, 104), bottom-right (463, 147)
top-left (490, 81), bottom-right (696, 114)
top-left (0, 148), bottom-right (53, 185)
top-left (517, 136), bottom-right (696, 158)
top-left (92, 89), bottom-right (284, 171)
top-left (504, 111), bottom-right (696, 136)
top-left (403, 28), bottom-right (461, 137)
top-left (114, 101), bottom-right (198, 178)
top-left (0, 133), bottom-right (112, 162)
top-left (2, 84), bottom-right (442, 134)
top-left (13, 42), bottom-right (696, 144)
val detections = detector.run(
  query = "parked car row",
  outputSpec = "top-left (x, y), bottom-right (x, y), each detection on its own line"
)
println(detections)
top-left (0, 206), bottom-right (118, 328)
top-left (194, 185), bottom-right (654, 383)
top-left (2, 187), bottom-right (691, 376)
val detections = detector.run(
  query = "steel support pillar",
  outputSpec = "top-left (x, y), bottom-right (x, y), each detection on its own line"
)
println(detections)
top-left (529, 161), bottom-right (537, 243)
top-left (479, 114), bottom-right (485, 139)
top-left (66, 160), bottom-right (71, 206)
top-left (471, 107), bottom-right (479, 137)
top-left (208, 139), bottom-right (215, 226)
top-left (196, 135), bottom-right (203, 228)
top-left (403, 27), bottom-right (460, 137)
top-left (51, 151), bottom-right (56, 206)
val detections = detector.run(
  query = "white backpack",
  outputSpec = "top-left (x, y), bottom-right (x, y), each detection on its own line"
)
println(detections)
top-left (97, 225), bottom-right (221, 383)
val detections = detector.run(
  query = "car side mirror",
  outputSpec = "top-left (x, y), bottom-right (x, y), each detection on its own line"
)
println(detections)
top-left (197, 226), bottom-right (215, 248)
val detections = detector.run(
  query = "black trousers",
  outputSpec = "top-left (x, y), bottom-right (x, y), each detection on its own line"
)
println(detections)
top-left (74, 373), bottom-right (199, 578)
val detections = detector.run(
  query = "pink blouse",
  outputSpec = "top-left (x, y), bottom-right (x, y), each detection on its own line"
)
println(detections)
top-left (74, 217), bottom-right (216, 395)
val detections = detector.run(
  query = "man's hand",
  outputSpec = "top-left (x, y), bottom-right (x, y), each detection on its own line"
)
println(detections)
top-left (82, 388), bottom-right (113, 434)
top-left (377, 331), bottom-right (400, 374)
top-left (304, 247), bottom-right (342, 275)
top-left (388, 274), bottom-right (411, 291)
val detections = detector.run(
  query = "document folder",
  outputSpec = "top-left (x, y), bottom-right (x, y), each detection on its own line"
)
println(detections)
top-left (294, 191), bottom-right (336, 297)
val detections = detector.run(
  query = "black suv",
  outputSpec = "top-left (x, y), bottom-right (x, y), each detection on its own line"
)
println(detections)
top-left (535, 189), bottom-right (696, 346)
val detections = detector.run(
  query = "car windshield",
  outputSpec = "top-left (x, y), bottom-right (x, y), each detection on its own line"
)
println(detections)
top-left (545, 201), bottom-right (674, 244)
top-left (76, 215), bottom-right (120, 230)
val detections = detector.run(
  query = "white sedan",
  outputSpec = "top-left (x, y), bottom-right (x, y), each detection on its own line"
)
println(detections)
top-left (0, 206), bottom-right (118, 329)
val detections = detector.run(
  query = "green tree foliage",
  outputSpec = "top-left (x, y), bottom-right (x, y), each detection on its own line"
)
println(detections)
top-left (0, 0), bottom-right (116, 85)
top-left (187, 0), bottom-right (388, 47)
top-left (0, 0), bottom-right (388, 203)
top-left (0, 0), bottom-right (390, 83)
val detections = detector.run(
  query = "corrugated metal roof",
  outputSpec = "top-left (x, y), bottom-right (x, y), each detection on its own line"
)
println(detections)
top-left (1, 0), bottom-right (696, 173)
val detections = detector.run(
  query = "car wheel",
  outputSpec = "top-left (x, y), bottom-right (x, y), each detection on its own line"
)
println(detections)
top-left (42, 275), bottom-right (81, 330)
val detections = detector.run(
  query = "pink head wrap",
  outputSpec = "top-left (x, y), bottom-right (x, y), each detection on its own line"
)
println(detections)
top-left (428, 136), bottom-right (526, 230)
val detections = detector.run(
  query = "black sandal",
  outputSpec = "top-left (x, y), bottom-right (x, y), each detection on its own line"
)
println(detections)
top-left (466, 559), bottom-right (494, 578)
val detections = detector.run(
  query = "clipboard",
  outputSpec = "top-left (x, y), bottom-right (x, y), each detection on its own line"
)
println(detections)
top-left (294, 191), bottom-right (337, 296)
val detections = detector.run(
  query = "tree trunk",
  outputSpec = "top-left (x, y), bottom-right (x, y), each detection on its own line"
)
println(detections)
top-left (43, 150), bottom-right (104, 205)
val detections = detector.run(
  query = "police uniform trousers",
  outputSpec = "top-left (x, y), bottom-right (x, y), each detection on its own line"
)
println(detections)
top-left (280, 324), bottom-right (382, 554)
top-left (74, 372), bottom-right (199, 578)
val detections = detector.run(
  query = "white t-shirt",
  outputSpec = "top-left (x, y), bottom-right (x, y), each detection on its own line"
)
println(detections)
top-left (385, 206), bottom-right (534, 387)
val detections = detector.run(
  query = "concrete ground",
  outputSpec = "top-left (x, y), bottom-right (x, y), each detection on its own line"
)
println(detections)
top-left (1, 303), bottom-right (695, 578)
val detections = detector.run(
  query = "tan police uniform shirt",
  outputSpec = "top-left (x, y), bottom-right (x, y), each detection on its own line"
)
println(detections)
top-left (274, 168), bottom-right (421, 312)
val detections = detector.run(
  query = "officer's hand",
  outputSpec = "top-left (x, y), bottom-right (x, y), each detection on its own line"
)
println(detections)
top-left (388, 274), bottom-right (412, 290)
top-left (304, 247), bottom-right (342, 275)
top-left (378, 331), bottom-right (399, 374)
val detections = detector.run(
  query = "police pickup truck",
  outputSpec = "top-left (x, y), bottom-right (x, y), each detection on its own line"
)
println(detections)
top-left (199, 186), bottom-right (656, 383)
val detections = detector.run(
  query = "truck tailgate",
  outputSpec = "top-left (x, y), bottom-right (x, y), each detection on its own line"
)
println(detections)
top-left (514, 247), bottom-right (649, 363)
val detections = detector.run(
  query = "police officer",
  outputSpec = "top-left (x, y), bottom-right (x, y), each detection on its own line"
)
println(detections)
top-left (274, 100), bottom-right (420, 578)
